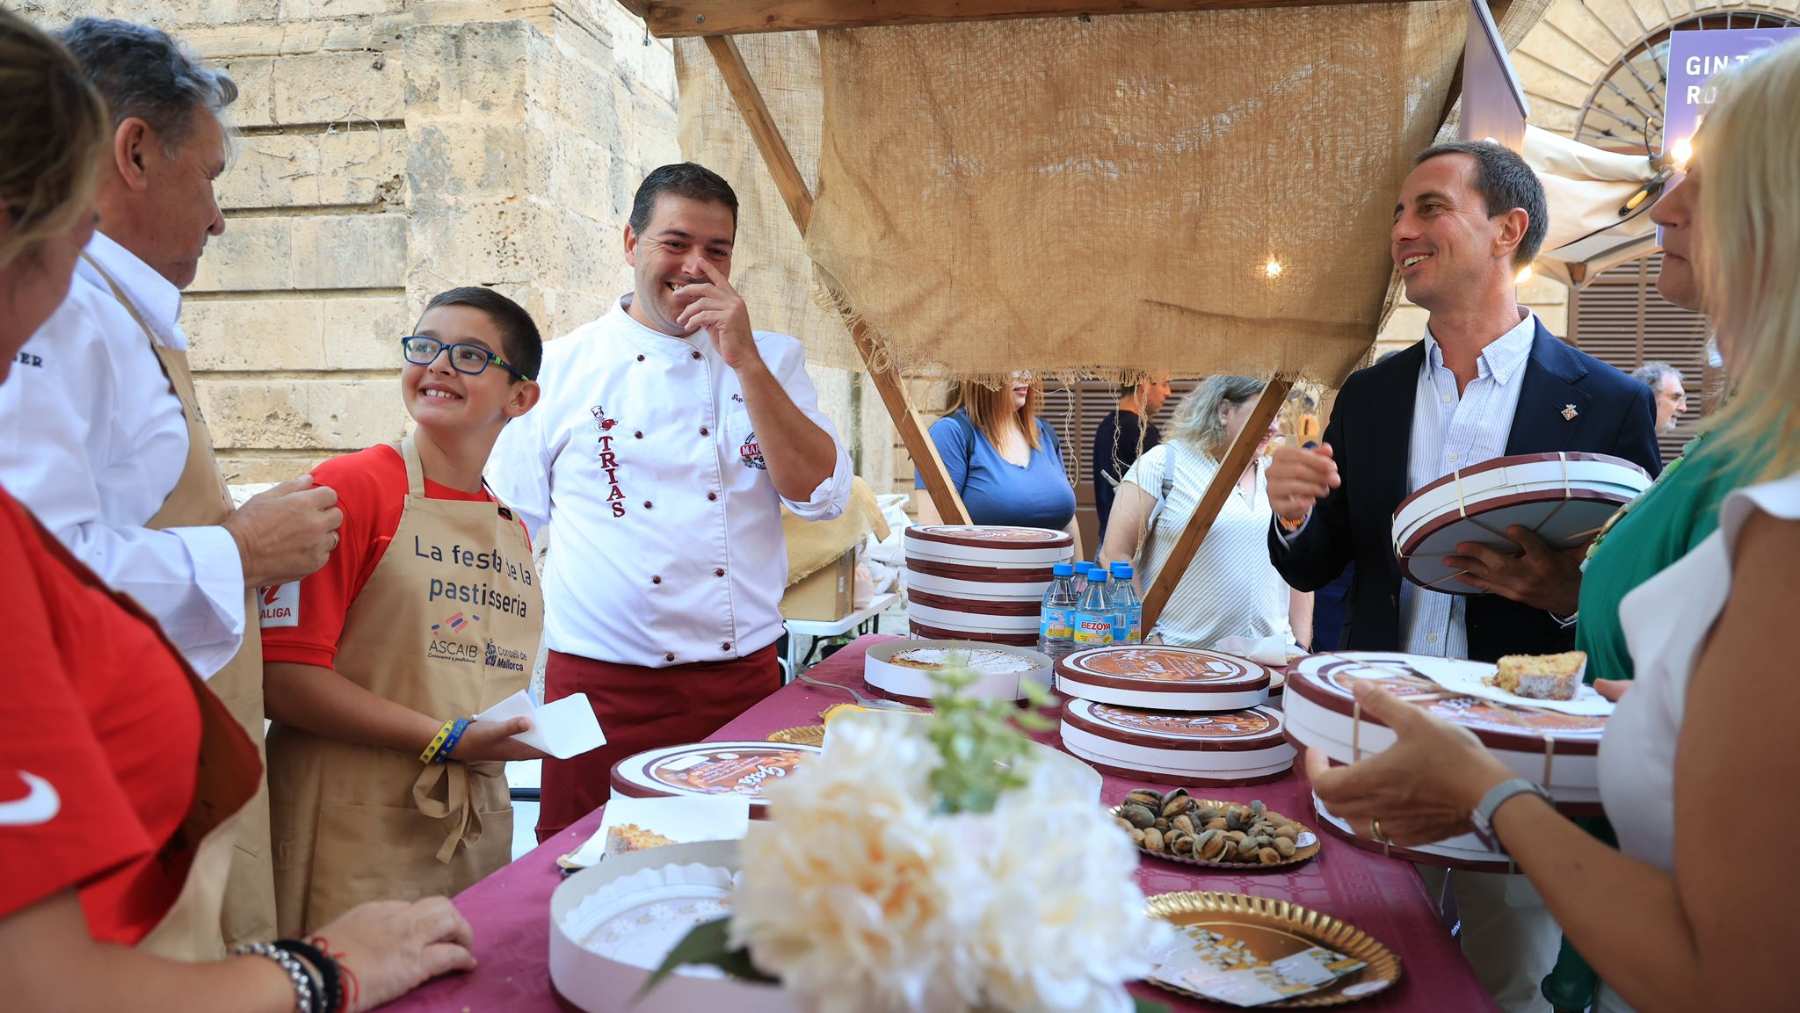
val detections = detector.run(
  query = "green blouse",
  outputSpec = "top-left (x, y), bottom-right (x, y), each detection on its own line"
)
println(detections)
top-left (1575, 433), bottom-right (1763, 681)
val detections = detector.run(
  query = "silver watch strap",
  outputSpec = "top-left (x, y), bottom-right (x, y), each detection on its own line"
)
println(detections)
top-left (1472, 777), bottom-right (1550, 852)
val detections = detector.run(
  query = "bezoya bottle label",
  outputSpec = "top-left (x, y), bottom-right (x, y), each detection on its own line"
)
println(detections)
top-left (1074, 611), bottom-right (1114, 646)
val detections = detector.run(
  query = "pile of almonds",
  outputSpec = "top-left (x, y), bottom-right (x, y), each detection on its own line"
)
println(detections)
top-left (1113, 788), bottom-right (1307, 865)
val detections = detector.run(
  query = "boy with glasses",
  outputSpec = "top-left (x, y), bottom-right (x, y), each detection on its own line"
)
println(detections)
top-left (256, 287), bottom-right (549, 933)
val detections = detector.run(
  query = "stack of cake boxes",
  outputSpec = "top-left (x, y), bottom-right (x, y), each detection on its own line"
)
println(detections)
top-left (1053, 645), bottom-right (1297, 785)
top-left (900, 525), bottom-right (1074, 646)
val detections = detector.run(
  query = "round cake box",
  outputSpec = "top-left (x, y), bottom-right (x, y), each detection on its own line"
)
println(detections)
top-left (610, 741), bottom-right (823, 816)
top-left (1055, 645), bottom-right (1271, 712)
top-left (1312, 793), bottom-right (1514, 872)
top-left (905, 567), bottom-right (1053, 601)
top-left (907, 620), bottom-right (1039, 647)
top-left (865, 639), bottom-right (1052, 704)
top-left (1059, 699), bottom-right (1294, 784)
top-left (907, 600), bottom-right (1042, 633)
top-left (1283, 653), bottom-right (1603, 805)
top-left (903, 525), bottom-right (1074, 566)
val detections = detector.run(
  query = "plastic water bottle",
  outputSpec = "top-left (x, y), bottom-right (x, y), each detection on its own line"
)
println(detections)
top-left (1108, 561), bottom-right (1143, 644)
top-left (1073, 570), bottom-right (1114, 649)
top-left (1071, 560), bottom-right (1093, 599)
top-left (1037, 562), bottom-right (1078, 660)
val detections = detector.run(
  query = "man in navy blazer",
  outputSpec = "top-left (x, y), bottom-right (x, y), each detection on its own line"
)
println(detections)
top-left (1265, 141), bottom-right (1659, 1013)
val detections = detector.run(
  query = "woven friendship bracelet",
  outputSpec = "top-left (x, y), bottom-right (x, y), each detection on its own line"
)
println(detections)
top-left (232, 941), bottom-right (319, 1013)
top-left (420, 717), bottom-right (456, 764)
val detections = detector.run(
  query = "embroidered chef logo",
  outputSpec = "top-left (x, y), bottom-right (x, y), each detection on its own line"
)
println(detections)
top-left (592, 403), bottom-right (628, 518)
top-left (259, 581), bottom-right (300, 628)
top-left (738, 430), bottom-right (767, 470)
top-left (484, 640), bottom-right (528, 672)
top-left (427, 611), bottom-right (482, 664)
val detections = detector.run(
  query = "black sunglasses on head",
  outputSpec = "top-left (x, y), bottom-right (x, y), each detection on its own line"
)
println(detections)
top-left (399, 335), bottom-right (532, 381)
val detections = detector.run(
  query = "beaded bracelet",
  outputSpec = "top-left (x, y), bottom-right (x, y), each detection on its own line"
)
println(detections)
top-left (232, 941), bottom-right (318, 1013)
top-left (435, 717), bottom-right (472, 763)
top-left (274, 938), bottom-right (343, 1013)
top-left (420, 717), bottom-right (457, 764)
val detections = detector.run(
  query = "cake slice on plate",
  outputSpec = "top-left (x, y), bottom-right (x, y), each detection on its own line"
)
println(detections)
top-left (1490, 651), bottom-right (1588, 701)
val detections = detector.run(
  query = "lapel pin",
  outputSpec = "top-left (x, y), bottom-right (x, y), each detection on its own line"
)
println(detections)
top-left (1561, 404), bottom-right (1579, 421)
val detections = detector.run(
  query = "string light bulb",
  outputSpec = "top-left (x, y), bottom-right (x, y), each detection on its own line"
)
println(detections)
top-left (1671, 136), bottom-right (1694, 170)
top-left (1516, 265), bottom-right (1534, 284)
top-left (1264, 258), bottom-right (1284, 279)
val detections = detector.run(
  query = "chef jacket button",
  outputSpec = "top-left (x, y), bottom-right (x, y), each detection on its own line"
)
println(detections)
top-left (636, 354), bottom-right (645, 362)
top-left (665, 652), bottom-right (676, 662)
top-left (721, 641), bottom-right (732, 651)
top-left (634, 430), bottom-right (643, 439)
top-left (691, 350), bottom-right (702, 360)
top-left (652, 575), bottom-right (662, 585)
top-left (707, 491), bottom-right (718, 502)
top-left (699, 426), bottom-right (709, 436)
top-left (714, 567), bottom-right (725, 577)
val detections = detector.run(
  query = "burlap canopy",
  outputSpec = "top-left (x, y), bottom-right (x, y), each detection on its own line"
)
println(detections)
top-left (677, 2), bottom-right (1548, 386)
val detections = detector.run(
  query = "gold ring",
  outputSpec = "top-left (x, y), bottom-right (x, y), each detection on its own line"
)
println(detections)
top-left (1371, 817), bottom-right (1389, 844)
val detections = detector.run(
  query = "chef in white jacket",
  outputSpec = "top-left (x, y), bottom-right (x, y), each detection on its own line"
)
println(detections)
top-left (0, 17), bottom-right (341, 945)
top-left (487, 163), bottom-right (851, 843)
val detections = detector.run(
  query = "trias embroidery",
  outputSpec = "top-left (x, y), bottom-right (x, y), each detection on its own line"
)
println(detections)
top-left (592, 404), bottom-right (627, 517)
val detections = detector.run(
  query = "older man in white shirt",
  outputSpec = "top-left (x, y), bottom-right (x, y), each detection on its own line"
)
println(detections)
top-left (488, 163), bottom-right (851, 842)
top-left (0, 18), bottom-right (342, 946)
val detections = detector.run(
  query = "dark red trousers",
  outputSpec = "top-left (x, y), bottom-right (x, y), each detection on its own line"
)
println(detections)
top-left (535, 644), bottom-right (781, 842)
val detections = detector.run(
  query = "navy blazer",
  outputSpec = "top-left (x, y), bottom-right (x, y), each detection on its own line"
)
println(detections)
top-left (1269, 320), bottom-right (1662, 662)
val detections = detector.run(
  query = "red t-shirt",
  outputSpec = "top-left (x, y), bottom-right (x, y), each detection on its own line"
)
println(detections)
top-left (261, 444), bottom-right (527, 667)
top-left (0, 487), bottom-right (202, 942)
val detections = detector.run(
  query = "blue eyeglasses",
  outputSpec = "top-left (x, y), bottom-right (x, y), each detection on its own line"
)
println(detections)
top-left (399, 335), bottom-right (532, 381)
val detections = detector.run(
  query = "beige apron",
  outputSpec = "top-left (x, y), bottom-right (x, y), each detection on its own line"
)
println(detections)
top-left (85, 255), bottom-right (277, 950)
top-left (266, 437), bottom-right (542, 934)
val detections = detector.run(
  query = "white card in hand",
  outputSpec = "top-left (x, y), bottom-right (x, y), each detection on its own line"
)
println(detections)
top-left (475, 690), bottom-right (606, 759)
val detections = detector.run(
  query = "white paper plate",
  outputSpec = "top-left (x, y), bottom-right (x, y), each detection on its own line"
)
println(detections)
top-left (1310, 794), bottom-right (1513, 872)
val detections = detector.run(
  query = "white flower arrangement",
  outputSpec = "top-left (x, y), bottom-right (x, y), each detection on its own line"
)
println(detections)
top-left (646, 668), bottom-right (1170, 1012)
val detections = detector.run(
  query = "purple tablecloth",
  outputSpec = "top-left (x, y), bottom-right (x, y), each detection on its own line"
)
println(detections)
top-left (384, 636), bottom-right (1495, 1012)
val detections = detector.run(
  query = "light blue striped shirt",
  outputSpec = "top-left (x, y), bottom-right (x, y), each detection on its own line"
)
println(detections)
top-left (1400, 310), bottom-right (1537, 658)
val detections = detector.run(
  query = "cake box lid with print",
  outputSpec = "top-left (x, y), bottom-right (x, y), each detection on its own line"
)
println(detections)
top-left (1283, 652), bottom-right (1605, 808)
top-left (1054, 645), bottom-right (1272, 711)
top-left (1058, 699), bottom-right (1295, 784)
top-left (609, 741), bottom-right (823, 816)
top-left (902, 525), bottom-right (1075, 566)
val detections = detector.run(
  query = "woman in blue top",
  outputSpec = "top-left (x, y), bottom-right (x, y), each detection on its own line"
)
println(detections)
top-left (912, 372), bottom-right (1081, 553)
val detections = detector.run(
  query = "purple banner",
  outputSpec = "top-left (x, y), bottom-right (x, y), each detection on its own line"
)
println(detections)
top-left (1663, 28), bottom-right (1800, 156)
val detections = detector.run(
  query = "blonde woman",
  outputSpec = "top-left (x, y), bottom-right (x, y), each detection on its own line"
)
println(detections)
top-left (1310, 39), bottom-right (1800, 1013)
top-left (0, 10), bottom-right (476, 1010)
top-left (913, 372), bottom-right (1082, 552)
top-left (1099, 376), bottom-right (1311, 649)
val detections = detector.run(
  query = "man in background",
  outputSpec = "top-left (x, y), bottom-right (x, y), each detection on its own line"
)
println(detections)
top-left (1632, 360), bottom-right (1688, 434)
top-left (1092, 372), bottom-right (1171, 536)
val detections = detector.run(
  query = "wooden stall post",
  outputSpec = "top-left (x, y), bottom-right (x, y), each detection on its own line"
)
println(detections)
top-left (1139, 375), bottom-right (1293, 631)
top-left (703, 34), bottom-right (973, 526)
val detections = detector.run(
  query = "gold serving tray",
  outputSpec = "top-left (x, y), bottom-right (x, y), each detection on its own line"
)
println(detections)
top-left (1145, 891), bottom-right (1401, 1008)
top-left (1111, 800), bottom-right (1321, 871)
top-left (767, 724), bottom-right (826, 747)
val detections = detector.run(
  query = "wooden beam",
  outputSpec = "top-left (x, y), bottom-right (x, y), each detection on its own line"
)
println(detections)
top-left (646, 0), bottom-right (1421, 37)
top-left (702, 35), bottom-right (973, 525)
top-left (1139, 376), bottom-right (1294, 631)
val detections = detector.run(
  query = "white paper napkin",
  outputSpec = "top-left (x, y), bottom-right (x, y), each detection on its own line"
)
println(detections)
top-left (1406, 657), bottom-right (1614, 716)
top-left (1211, 634), bottom-right (1305, 666)
top-left (475, 690), bottom-right (607, 759)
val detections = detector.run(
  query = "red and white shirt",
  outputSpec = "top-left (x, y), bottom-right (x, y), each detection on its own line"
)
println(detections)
top-left (0, 486), bottom-right (201, 943)
top-left (260, 444), bottom-right (526, 665)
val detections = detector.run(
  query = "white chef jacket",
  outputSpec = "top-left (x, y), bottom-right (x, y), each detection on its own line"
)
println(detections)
top-left (486, 295), bottom-right (852, 668)
top-left (0, 231), bottom-right (245, 678)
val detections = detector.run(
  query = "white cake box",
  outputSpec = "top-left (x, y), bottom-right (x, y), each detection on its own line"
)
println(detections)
top-left (907, 600), bottom-right (1042, 633)
top-left (1283, 653), bottom-right (1605, 808)
top-left (549, 839), bottom-right (800, 1012)
top-left (904, 568), bottom-right (1053, 601)
top-left (907, 619), bottom-right (1039, 647)
top-left (902, 524), bottom-right (1074, 566)
top-left (1059, 698), bottom-right (1294, 784)
top-left (864, 638), bottom-right (1053, 704)
top-left (1392, 452), bottom-right (1650, 593)
top-left (1311, 793), bottom-right (1514, 872)
top-left (610, 741), bottom-right (824, 817)
top-left (1055, 645), bottom-right (1272, 711)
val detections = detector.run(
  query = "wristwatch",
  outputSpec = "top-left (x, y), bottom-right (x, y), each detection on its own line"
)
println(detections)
top-left (1470, 777), bottom-right (1552, 853)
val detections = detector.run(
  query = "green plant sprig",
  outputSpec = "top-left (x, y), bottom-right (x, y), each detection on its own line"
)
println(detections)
top-left (925, 661), bottom-right (1057, 815)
